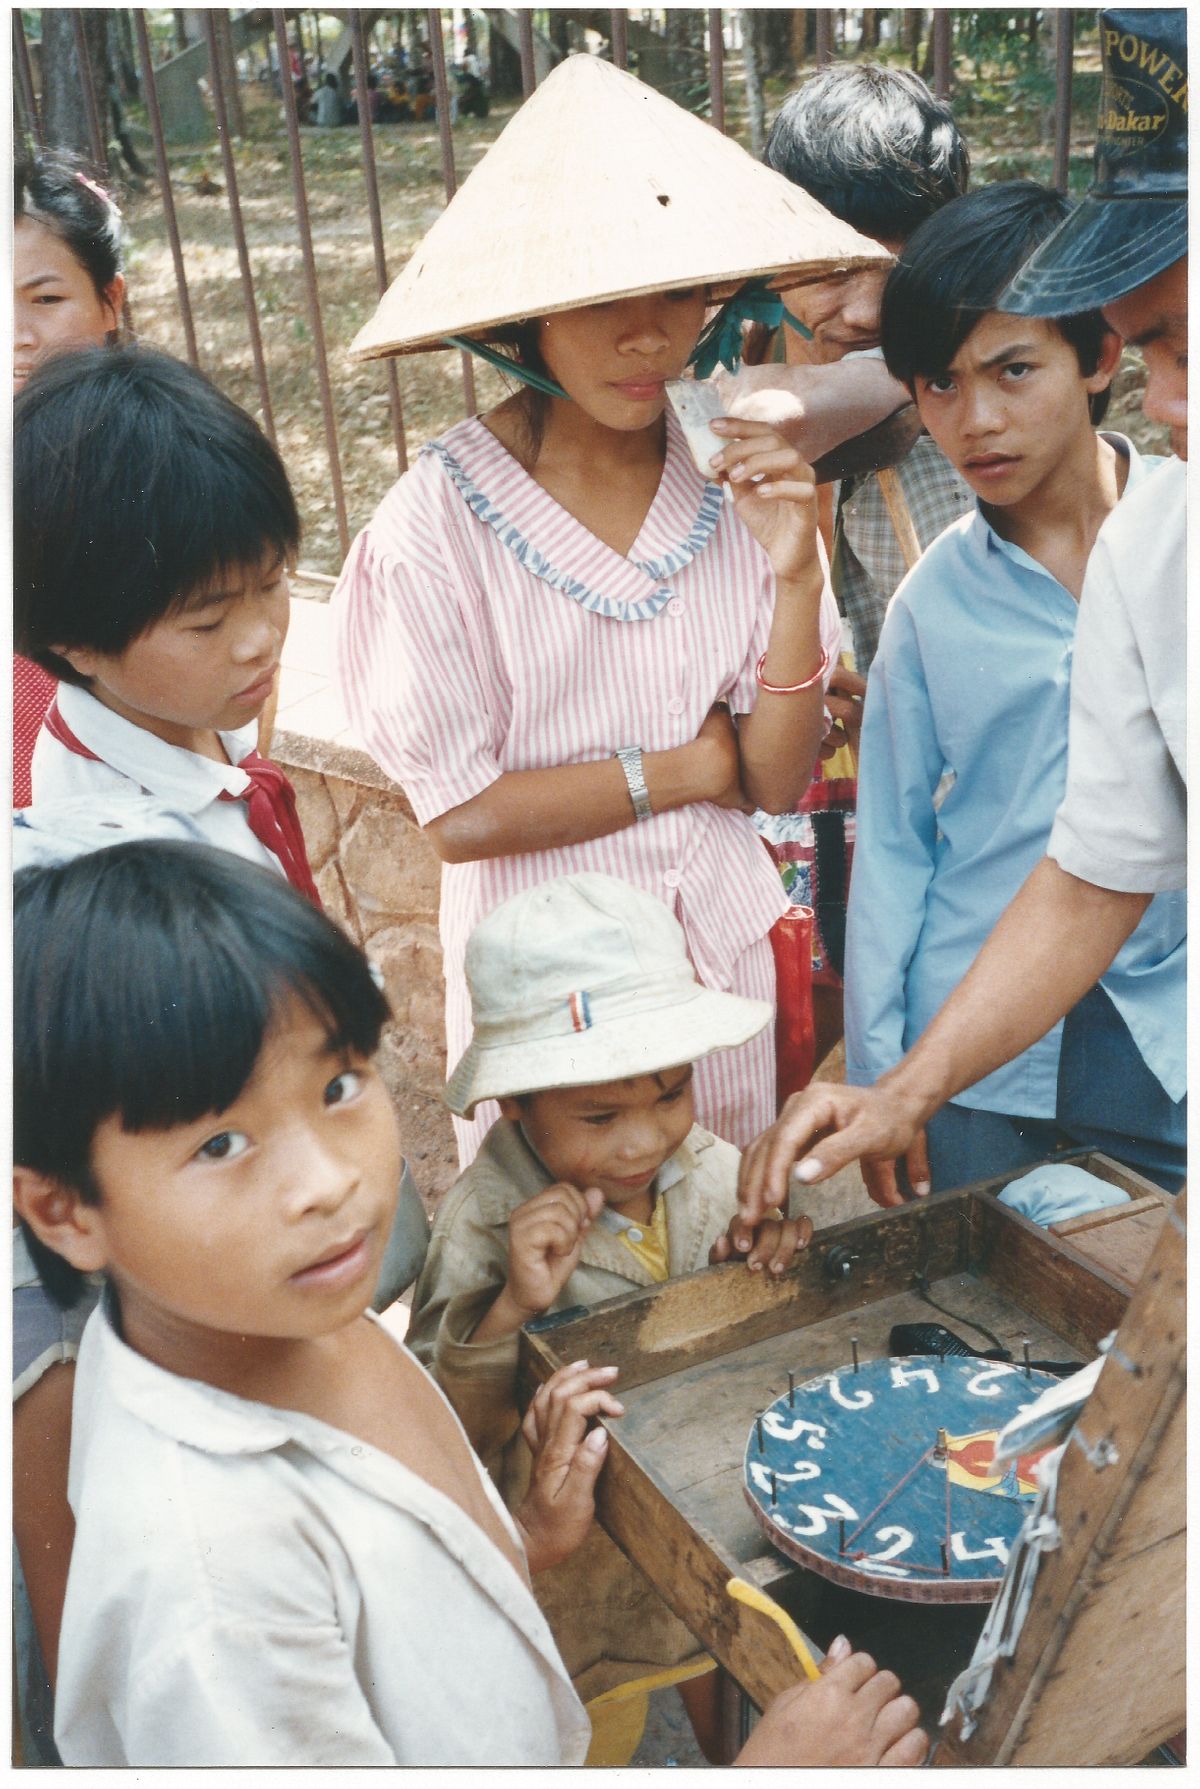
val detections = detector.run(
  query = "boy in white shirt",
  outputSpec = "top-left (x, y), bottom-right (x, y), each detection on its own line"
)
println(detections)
top-left (14, 842), bottom-right (926, 1768)
top-left (15, 342), bottom-right (314, 895)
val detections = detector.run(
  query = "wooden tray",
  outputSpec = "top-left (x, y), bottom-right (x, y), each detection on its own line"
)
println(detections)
top-left (519, 1155), bottom-right (1182, 1762)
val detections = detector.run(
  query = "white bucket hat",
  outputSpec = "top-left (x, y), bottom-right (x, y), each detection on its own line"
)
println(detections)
top-left (351, 54), bottom-right (889, 362)
top-left (445, 872), bottom-right (771, 1118)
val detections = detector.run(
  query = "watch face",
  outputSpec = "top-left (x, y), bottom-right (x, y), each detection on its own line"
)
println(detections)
top-left (744, 1355), bottom-right (1060, 1605)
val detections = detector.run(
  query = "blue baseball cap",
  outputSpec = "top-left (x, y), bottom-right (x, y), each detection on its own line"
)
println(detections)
top-left (1002, 9), bottom-right (1186, 315)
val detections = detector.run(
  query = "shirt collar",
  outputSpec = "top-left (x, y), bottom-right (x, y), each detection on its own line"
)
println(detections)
top-left (971, 431), bottom-right (1153, 575)
top-left (56, 683), bottom-right (259, 813)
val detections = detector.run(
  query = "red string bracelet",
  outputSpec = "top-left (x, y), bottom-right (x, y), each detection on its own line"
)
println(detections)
top-left (755, 646), bottom-right (830, 694)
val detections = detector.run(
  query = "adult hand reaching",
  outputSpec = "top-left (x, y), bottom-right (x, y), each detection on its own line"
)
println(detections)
top-left (736, 1080), bottom-right (930, 1227)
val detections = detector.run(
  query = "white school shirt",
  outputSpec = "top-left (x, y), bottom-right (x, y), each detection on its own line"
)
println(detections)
top-left (1048, 454), bottom-right (1187, 892)
top-left (28, 681), bottom-right (285, 878)
top-left (55, 1297), bottom-right (589, 1766)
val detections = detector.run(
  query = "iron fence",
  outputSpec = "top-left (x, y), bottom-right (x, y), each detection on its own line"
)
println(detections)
top-left (14, 8), bottom-right (1083, 574)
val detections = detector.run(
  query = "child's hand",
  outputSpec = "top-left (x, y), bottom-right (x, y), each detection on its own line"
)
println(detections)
top-left (710, 1209), bottom-right (814, 1276)
top-left (514, 1359), bottom-right (624, 1573)
top-left (734, 1638), bottom-right (928, 1767)
top-left (479, 1183), bottom-right (606, 1344)
top-left (820, 663), bottom-right (867, 761)
top-left (709, 417), bottom-right (820, 586)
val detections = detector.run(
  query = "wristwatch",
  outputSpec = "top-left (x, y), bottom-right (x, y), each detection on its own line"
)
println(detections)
top-left (615, 746), bottom-right (654, 822)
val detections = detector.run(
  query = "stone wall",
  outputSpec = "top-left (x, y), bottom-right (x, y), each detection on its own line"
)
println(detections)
top-left (272, 726), bottom-right (459, 1209)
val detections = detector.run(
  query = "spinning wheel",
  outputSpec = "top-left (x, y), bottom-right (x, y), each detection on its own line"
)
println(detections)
top-left (744, 1353), bottom-right (1058, 1605)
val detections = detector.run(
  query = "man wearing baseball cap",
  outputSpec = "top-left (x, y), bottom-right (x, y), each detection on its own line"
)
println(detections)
top-left (736, 8), bottom-right (1188, 1220)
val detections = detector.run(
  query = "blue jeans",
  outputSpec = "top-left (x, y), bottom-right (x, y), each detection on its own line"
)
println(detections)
top-left (926, 986), bottom-right (1185, 1195)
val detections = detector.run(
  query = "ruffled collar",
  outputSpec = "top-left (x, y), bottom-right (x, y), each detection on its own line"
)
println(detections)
top-left (423, 409), bottom-right (725, 621)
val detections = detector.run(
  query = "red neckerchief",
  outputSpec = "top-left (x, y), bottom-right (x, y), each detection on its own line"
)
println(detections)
top-left (13, 655), bottom-right (58, 807)
top-left (42, 698), bottom-right (322, 907)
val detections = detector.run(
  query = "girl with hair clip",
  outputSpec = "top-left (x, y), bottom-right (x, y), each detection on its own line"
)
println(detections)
top-left (335, 56), bottom-right (888, 1168)
top-left (14, 150), bottom-right (127, 807)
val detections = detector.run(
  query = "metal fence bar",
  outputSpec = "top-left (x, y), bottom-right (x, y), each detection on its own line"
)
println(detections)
top-left (933, 10), bottom-right (952, 99)
top-left (350, 8), bottom-right (408, 473)
top-left (132, 10), bottom-right (199, 367)
top-left (611, 10), bottom-right (629, 70)
top-left (517, 10), bottom-right (536, 96)
top-left (216, 8), bottom-right (246, 138)
top-left (427, 6), bottom-right (477, 416)
top-left (13, 13), bottom-right (43, 148)
top-left (815, 11), bottom-right (833, 67)
top-left (202, 9), bottom-right (277, 442)
top-left (271, 8), bottom-right (350, 557)
top-left (1053, 10), bottom-right (1075, 193)
top-left (71, 9), bottom-right (109, 176)
top-left (707, 10), bottom-right (725, 132)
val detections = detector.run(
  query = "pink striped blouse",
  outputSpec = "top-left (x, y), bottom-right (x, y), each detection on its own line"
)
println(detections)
top-left (334, 411), bottom-right (841, 1159)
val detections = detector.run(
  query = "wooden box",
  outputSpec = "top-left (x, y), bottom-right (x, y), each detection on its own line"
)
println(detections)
top-left (519, 1156), bottom-right (1183, 1765)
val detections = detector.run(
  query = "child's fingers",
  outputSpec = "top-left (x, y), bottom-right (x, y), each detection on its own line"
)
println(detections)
top-left (852, 1664), bottom-right (906, 1718)
top-left (708, 1231), bottom-right (733, 1265)
top-left (521, 1359), bottom-right (613, 1450)
top-left (880, 1725), bottom-right (931, 1767)
top-left (820, 1649), bottom-right (880, 1693)
top-left (744, 1216), bottom-right (808, 1275)
top-left (871, 1691), bottom-right (924, 1749)
top-left (819, 1633), bottom-right (852, 1670)
top-left (764, 1216), bottom-right (813, 1276)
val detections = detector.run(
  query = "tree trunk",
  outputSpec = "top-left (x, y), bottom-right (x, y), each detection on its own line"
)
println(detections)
top-left (214, 8), bottom-right (245, 135)
top-left (920, 15), bottom-right (935, 82)
top-left (488, 19), bottom-right (522, 95)
top-left (903, 7), bottom-right (923, 70)
top-left (1037, 9), bottom-right (1056, 145)
top-left (791, 10), bottom-right (809, 67)
top-left (760, 8), bottom-right (794, 77)
top-left (861, 9), bottom-right (880, 51)
top-left (40, 8), bottom-right (108, 160)
top-left (740, 8), bottom-right (765, 156)
top-left (173, 10), bottom-right (190, 54)
top-left (109, 10), bottom-right (138, 98)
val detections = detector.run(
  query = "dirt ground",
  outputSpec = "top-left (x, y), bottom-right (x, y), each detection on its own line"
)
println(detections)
top-left (119, 66), bottom-right (1167, 584)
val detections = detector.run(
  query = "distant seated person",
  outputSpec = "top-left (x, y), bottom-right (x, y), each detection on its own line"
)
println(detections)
top-left (349, 70), bottom-right (382, 125)
top-left (456, 63), bottom-right (488, 119)
top-left (312, 72), bottom-right (343, 127)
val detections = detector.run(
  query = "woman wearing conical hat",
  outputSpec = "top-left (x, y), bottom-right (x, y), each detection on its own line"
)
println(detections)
top-left (333, 56), bottom-right (888, 1166)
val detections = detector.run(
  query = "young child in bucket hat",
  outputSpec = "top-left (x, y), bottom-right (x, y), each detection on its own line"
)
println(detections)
top-left (409, 871), bottom-right (812, 1760)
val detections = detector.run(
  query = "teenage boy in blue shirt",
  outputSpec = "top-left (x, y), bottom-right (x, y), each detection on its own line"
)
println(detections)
top-left (842, 180), bottom-right (1185, 1203)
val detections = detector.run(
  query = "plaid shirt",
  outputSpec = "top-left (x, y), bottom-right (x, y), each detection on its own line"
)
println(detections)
top-left (833, 434), bottom-right (973, 672)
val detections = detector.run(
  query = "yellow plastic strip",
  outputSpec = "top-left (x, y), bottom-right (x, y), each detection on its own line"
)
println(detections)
top-left (726, 1576), bottom-right (821, 1681)
top-left (585, 1654), bottom-right (717, 1710)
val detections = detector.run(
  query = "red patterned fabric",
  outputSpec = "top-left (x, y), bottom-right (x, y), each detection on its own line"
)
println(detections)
top-left (13, 655), bottom-right (57, 807)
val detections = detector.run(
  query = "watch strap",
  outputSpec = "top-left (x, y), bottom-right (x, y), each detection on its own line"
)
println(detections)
top-left (615, 746), bottom-right (653, 822)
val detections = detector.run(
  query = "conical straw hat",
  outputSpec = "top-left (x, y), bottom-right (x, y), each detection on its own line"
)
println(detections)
top-left (351, 55), bottom-right (890, 361)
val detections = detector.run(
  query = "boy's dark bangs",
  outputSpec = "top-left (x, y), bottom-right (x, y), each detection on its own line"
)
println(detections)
top-left (15, 844), bottom-right (389, 1178)
top-left (114, 435), bottom-right (301, 638)
top-left (882, 181), bottom-right (1077, 390)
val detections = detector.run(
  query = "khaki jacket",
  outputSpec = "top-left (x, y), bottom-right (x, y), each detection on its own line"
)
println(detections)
top-left (408, 1119), bottom-right (741, 1700)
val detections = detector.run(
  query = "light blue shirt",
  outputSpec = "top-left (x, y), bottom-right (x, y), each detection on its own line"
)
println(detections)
top-left (845, 438), bottom-right (1185, 1115)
